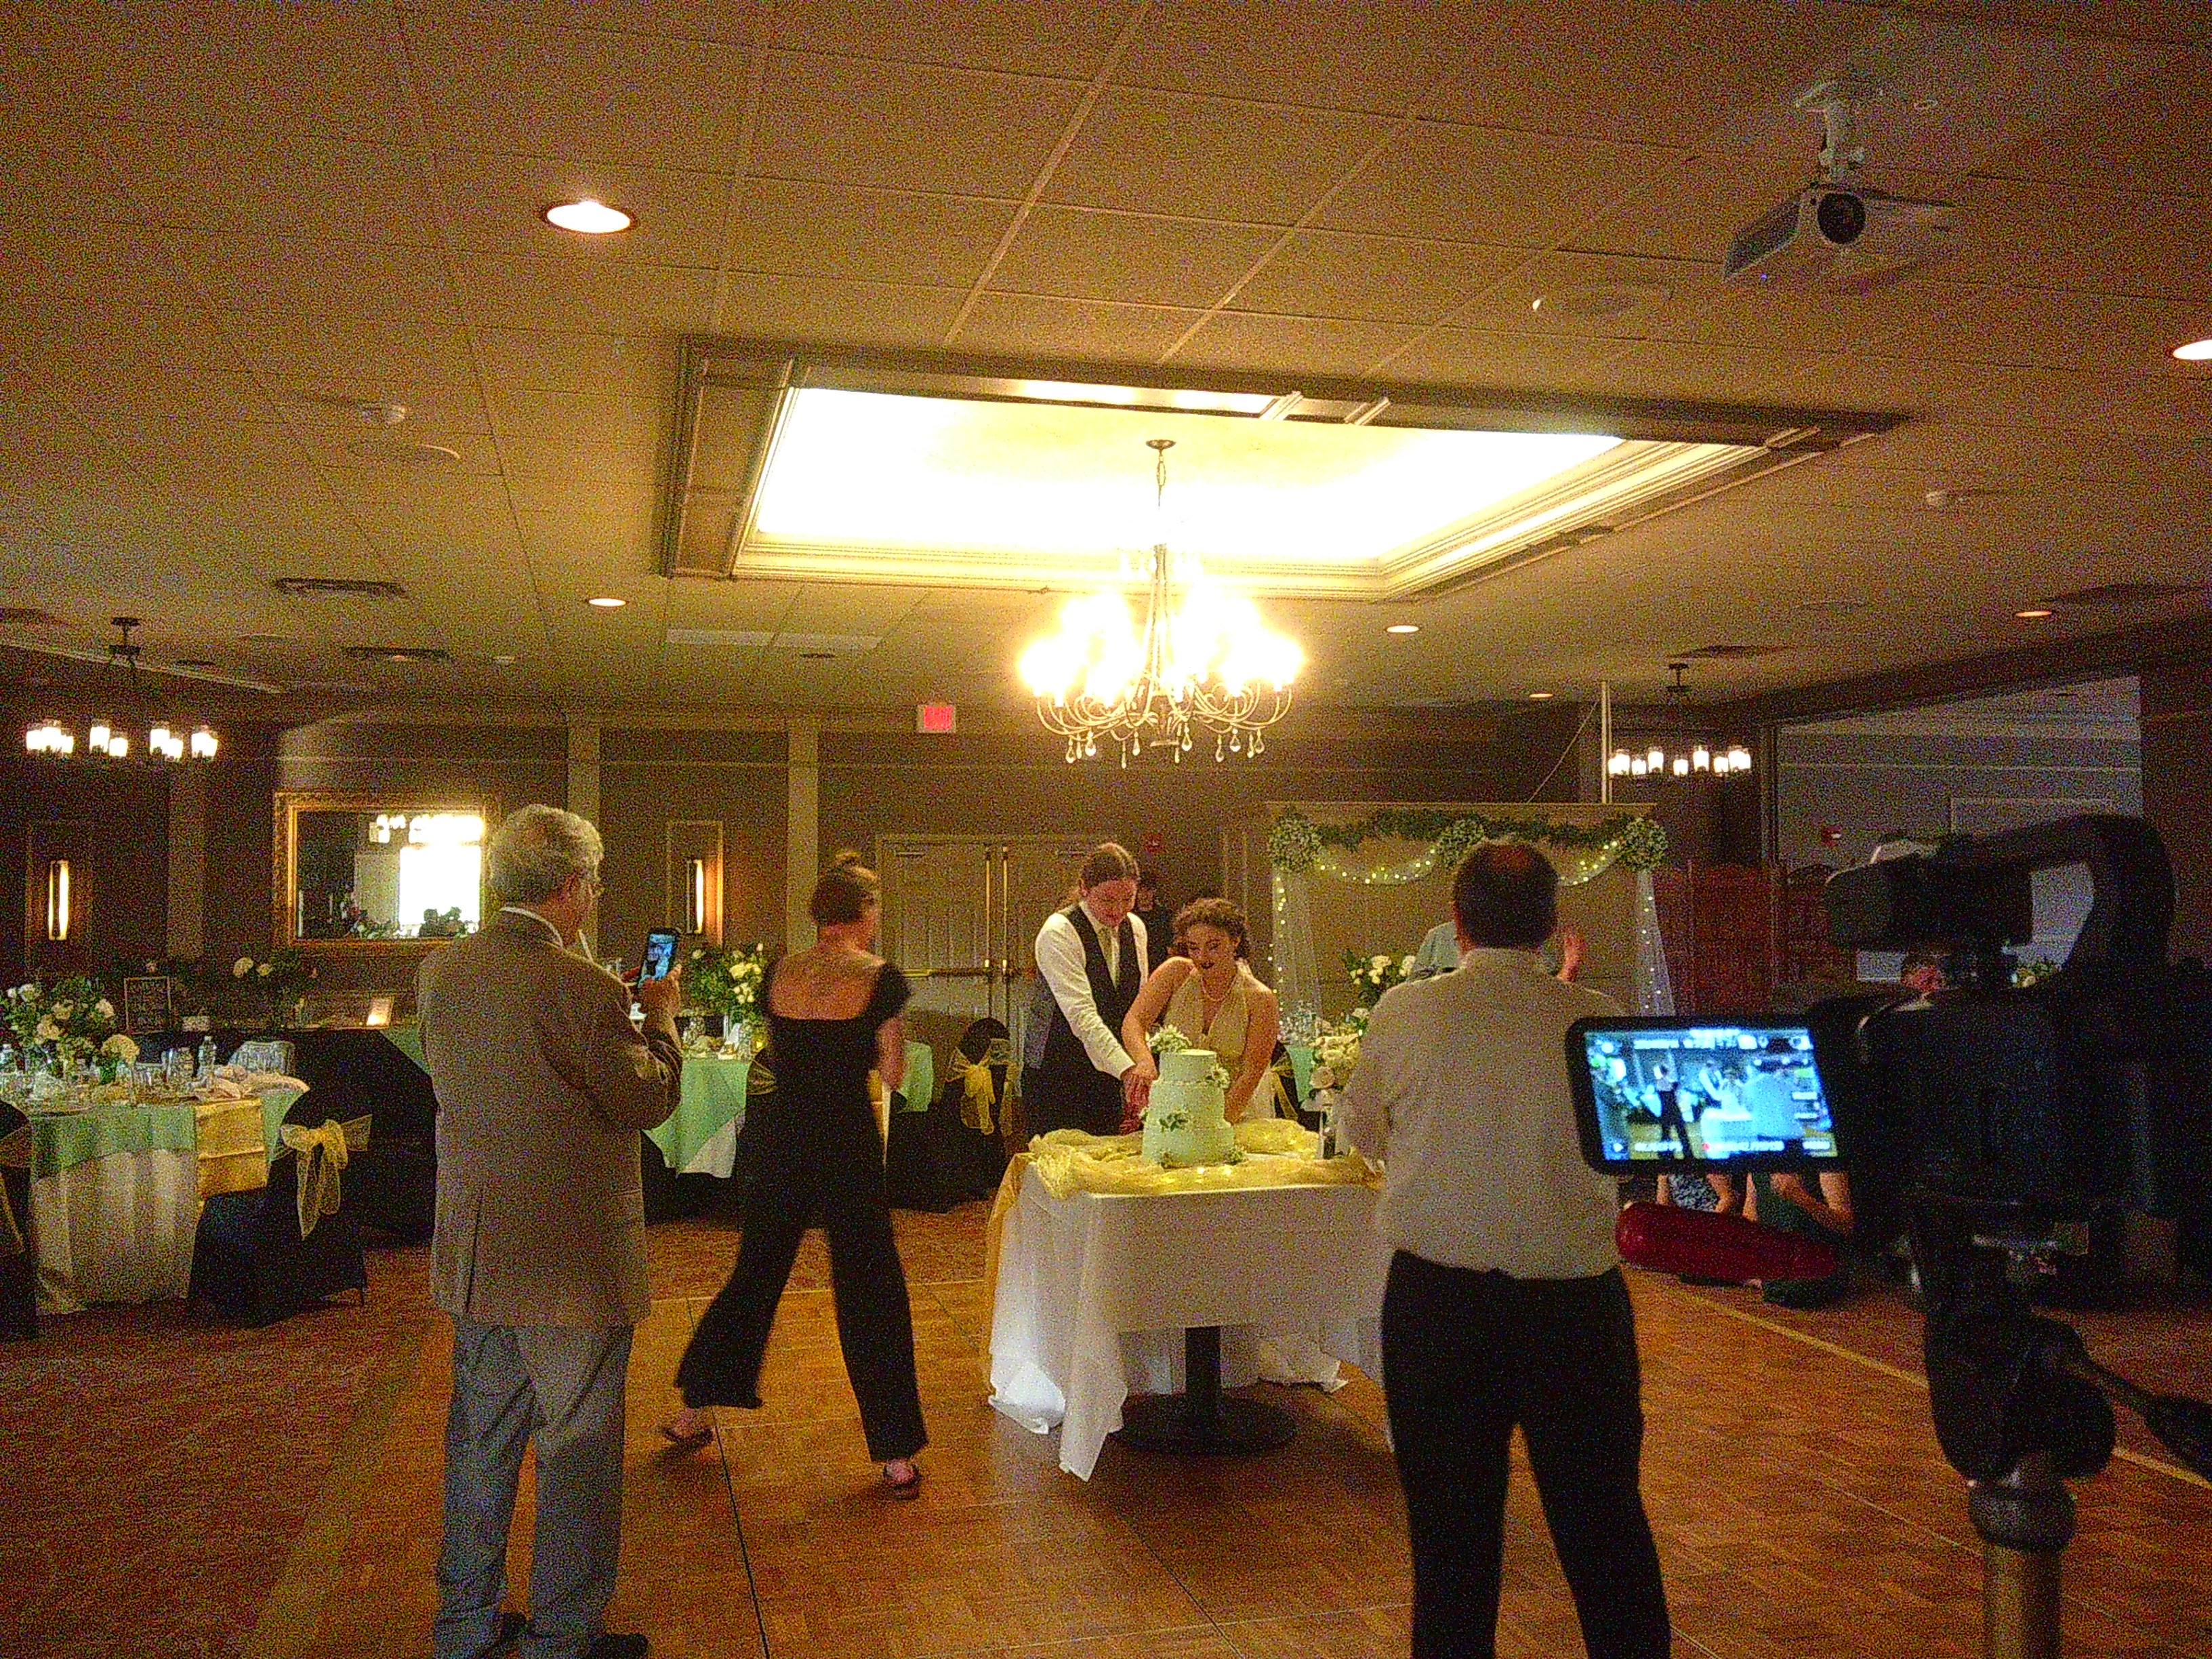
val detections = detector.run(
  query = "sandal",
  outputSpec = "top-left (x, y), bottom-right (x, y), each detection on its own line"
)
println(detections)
top-left (659, 1417), bottom-right (716, 1453)
top-left (882, 1460), bottom-right (922, 1499)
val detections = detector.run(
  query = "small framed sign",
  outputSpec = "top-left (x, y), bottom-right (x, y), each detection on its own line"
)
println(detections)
top-left (122, 975), bottom-right (175, 1036)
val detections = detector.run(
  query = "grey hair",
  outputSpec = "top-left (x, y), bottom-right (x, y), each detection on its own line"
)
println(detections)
top-left (488, 804), bottom-right (603, 903)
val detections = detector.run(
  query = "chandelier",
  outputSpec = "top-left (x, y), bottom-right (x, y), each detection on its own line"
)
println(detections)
top-left (22, 617), bottom-right (220, 763)
top-left (1605, 663), bottom-right (1749, 783)
top-left (1020, 438), bottom-right (1302, 765)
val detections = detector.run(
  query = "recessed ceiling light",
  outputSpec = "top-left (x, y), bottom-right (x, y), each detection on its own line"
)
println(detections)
top-left (2171, 337), bottom-right (2212, 362)
top-left (1385, 623), bottom-right (1420, 634)
top-left (1530, 281), bottom-right (1670, 319)
top-left (1527, 690), bottom-right (1554, 700)
top-left (586, 596), bottom-right (626, 609)
top-left (544, 198), bottom-right (633, 234)
top-left (2014, 607), bottom-right (2054, 619)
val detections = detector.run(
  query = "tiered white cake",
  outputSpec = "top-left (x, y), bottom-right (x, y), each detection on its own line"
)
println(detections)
top-left (1143, 1047), bottom-right (1239, 1168)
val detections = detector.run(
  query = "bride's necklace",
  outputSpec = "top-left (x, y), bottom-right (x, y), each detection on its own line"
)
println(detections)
top-left (1196, 968), bottom-right (1233, 1023)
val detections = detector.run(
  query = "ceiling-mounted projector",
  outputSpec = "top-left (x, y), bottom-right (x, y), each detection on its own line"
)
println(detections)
top-left (1723, 77), bottom-right (1960, 295)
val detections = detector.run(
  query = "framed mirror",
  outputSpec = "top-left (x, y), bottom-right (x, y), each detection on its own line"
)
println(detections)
top-left (274, 793), bottom-right (498, 949)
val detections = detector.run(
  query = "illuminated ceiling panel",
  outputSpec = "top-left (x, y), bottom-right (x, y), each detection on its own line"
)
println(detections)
top-left (665, 344), bottom-right (1900, 601)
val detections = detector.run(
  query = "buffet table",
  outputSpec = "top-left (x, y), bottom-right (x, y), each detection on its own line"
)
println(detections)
top-left (26, 1086), bottom-right (304, 1313)
top-left (987, 1158), bottom-right (1390, 1479)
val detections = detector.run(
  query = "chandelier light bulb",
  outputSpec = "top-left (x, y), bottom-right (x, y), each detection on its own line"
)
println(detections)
top-left (106, 734), bottom-right (128, 758)
top-left (1645, 745), bottom-right (1664, 771)
top-left (1669, 754), bottom-right (1687, 777)
top-left (1727, 743), bottom-right (1752, 771)
top-left (1631, 757), bottom-right (1649, 777)
top-left (1692, 743), bottom-right (1711, 771)
top-left (1607, 750), bottom-right (1632, 777)
top-left (190, 726), bottom-right (218, 760)
top-left (89, 720), bottom-right (111, 750)
top-left (150, 724), bottom-right (170, 751)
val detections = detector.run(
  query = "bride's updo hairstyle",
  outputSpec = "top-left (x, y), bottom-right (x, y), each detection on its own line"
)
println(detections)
top-left (811, 848), bottom-right (879, 926)
top-left (1172, 897), bottom-right (1250, 960)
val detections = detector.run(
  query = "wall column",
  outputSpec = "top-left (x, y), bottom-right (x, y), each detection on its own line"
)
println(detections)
top-left (567, 721), bottom-right (600, 825)
top-left (165, 767), bottom-right (207, 958)
top-left (786, 718), bottom-right (819, 950)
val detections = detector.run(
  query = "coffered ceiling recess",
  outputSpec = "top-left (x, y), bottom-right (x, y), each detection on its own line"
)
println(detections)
top-left (665, 343), bottom-right (1897, 600)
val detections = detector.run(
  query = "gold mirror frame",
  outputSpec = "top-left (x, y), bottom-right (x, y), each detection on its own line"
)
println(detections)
top-left (273, 791), bottom-right (499, 955)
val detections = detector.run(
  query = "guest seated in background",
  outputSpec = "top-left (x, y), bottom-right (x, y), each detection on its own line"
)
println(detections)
top-left (1118, 898), bottom-right (1281, 1128)
top-left (1748, 1169), bottom-right (1856, 1309)
top-left (1416, 914), bottom-right (1585, 982)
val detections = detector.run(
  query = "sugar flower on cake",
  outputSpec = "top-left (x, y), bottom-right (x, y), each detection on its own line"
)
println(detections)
top-left (1147, 1024), bottom-right (1191, 1055)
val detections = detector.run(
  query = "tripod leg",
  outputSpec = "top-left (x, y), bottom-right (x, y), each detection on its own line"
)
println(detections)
top-left (1968, 1453), bottom-right (2072, 1659)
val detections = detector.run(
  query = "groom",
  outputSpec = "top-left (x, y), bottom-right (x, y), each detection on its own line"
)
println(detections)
top-left (1022, 842), bottom-right (1147, 1138)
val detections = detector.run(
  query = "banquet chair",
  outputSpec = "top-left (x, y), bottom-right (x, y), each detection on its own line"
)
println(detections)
top-left (886, 1019), bottom-right (1009, 1211)
top-left (289, 1029), bottom-right (438, 1242)
top-left (229, 1038), bottom-right (298, 1076)
top-left (0, 1103), bottom-right (35, 1340)
top-left (190, 1096), bottom-right (369, 1328)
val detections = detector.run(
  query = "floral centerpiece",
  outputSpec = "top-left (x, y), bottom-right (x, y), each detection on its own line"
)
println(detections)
top-left (1307, 1019), bottom-right (1363, 1093)
top-left (1343, 948), bottom-right (1415, 1008)
top-left (229, 947), bottom-right (316, 1027)
top-left (5, 976), bottom-right (136, 1078)
top-left (684, 942), bottom-right (772, 1046)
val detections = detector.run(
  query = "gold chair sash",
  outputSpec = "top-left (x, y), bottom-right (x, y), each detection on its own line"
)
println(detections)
top-left (945, 1039), bottom-right (1013, 1136)
top-left (1265, 1052), bottom-right (1297, 1122)
top-left (0, 1124), bottom-right (28, 1262)
top-left (275, 1115), bottom-right (371, 1239)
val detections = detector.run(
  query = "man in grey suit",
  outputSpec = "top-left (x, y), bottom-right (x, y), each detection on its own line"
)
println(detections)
top-left (419, 805), bottom-right (682, 1659)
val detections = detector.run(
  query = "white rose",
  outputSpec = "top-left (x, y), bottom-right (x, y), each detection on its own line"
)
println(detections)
top-left (35, 1017), bottom-right (60, 1042)
top-left (1370, 954), bottom-right (1391, 972)
top-left (1399, 956), bottom-right (1416, 976)
top-left (96, 999), bottom-right (116, 1021)
top-left (233, 958), bottom-right (254, 977)
top-left (257, 962), bottom-right (273, 978)
top-left (102, 1033), bottom-right (139, 1063)
top-left (51, 1002), bottom-right (72, 1020)
top-left (1310, 1064), bottom-right (1337, 1090)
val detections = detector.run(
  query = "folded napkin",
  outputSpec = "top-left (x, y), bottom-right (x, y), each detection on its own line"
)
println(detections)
top-left (198, 1069), bottom-right (310, 1099)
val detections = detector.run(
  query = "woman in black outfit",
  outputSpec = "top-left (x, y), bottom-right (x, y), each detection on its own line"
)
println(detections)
top-left (660, 855), bottom-right (928, 1494)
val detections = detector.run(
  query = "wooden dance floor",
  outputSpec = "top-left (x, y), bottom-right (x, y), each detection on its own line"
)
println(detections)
top-left (7, 1204), bottom-right (2209, 1659)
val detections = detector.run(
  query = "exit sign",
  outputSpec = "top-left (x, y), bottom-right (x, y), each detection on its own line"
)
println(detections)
top-left (916, 703), bottom-right (958, 734)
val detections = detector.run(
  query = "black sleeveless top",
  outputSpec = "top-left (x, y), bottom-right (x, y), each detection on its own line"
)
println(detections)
top-left (762, 962), bottom-right (912, 1131)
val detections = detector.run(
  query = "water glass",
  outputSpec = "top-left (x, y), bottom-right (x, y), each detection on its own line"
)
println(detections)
top-left (165, 1048), bottom-right (196, 1094)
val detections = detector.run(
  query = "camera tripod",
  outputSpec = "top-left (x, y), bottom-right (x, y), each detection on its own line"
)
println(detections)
top-left (1912, 1193), bottom-right (2212, 1659)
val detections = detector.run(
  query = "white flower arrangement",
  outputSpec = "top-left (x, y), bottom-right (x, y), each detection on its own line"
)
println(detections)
top-left (1147, 1024), bottom-right (1191, 1056)
top-left (1308, 1020), bottom-right (1364, 1092)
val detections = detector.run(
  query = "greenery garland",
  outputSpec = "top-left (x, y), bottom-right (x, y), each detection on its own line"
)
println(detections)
top-left (1267, 806), bottom-right (1667, 874)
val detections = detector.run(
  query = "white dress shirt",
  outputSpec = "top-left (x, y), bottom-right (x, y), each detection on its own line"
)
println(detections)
top-left (1343, 947), bottom-right (1623, 1279)
top-left (1031, 903), bottom-right (1149, 1079)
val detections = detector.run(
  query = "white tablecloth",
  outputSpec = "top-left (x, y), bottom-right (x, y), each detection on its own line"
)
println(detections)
top-left (32, 1147), bottom-right (199, 1313)
top-left (987, 1165), bottom-right (1391, 1478)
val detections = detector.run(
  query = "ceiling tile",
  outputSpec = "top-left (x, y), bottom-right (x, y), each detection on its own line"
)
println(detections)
top-left (0, 224), bottom-right (205, 310)
top-left (1925, 171), bottom-right (2147, 290)
top-left (431, 150), bottom-right (734, 266)
top-left (506, 479), bottom-right (657, 520)
top-left (722, 180), bottom-right (1015, 287)
top-left (1375, 326), bottom-right (1625, 392)
top-left (1422, 0), bottom-right (1858, 146)
top-left (1574, 337), bottom-right (1839, 404)
top-left (449, 251), bottom-right (719, 331)
top-left (5, 304), bottom-right (241, 374)
top-left (514, 506), bottom-right (657, 569)
top-left (1046, 89), bottom-right (1397, 224)
top-left (951, 293), bottom-right (1205, 362)
top-left (488, 389), bottom-right (664, 483)
top-left (752, 54), bottom-right (1084, 196)
top-left (710, 273), bottom-right (966, 347)
top-left (1952, 40), bottom-right (2212, 196)
top-left (762, 0), bottom-right (1136, 77)
top-left (397, 0), bottom-right (760, 44)
top-left (989, 208), bottom-right (1280, 308)
top-left (15, 4), bottom-right (408, 142)
top-left (405, 16), bottom-right (755, 171)
top-left (1233, 231), bottom-right (1525, 325)
top-left (57, 369), bottom-right (283, 429)
top-left (2051, 209), bottom-right (2212, 305)
top-left (0, 108), bottom-right (144, 222)
top-left (1931, 289), bottom-right (2211, 373)
top-left (1314, 121), bottom-right (1656, 248)
top-left (95, 125), bottom-right (443, 245)
top-left (223, 317), bottom-right (481, 394)
top-left (301, 431), bottom-right (507, 476)
top-left (1170, 312), bottom-right (1422, 378)
top-left (1571, 151), bottom-right (1816, 265)
top-left (161, 233), bottom-right (463, 323)
top-left (470, 329), bottom-right (674, 398)
top-left (1113, 0), bottom-right (1486, 112)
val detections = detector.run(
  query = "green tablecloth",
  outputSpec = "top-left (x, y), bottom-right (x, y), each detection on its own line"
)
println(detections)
top-left (1288, 1044), bottom-right (1315, 1106)
top-left (262, 1087), bottom-right (306, 1155)
top-left (644, 1040), bottom-right (934, 1174)
top-left (28, 1103), bottom-right (199, 1179)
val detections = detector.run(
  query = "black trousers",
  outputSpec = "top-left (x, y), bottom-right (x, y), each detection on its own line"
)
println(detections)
top-left (674, 1096), bottom-right (926, 1462)
top-left (1019, 1059), bottom-right (1124, 1139)
top-left (1381, 1252), bottom-right (1670, 1659)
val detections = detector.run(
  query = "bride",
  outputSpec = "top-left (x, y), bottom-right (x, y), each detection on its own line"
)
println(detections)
top-left (1119, 897), bottom-right (1282, 1124)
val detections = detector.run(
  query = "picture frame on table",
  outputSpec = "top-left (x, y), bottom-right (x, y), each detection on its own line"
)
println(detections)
top-left (122, 975), bottom-right (174, 1035)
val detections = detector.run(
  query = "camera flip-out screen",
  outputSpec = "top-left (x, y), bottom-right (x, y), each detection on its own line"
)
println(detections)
top-left (1565, 1017), bottom-right (1847, 1175)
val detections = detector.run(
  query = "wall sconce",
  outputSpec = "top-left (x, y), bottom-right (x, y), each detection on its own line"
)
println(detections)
top-left (45, 858), bottom-right (71, 941)
top-left (685, 857), bottom-right (708, 934)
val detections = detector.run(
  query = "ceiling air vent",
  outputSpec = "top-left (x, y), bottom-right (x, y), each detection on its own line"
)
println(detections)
top-left (274, 577), bottom-right (408, 599)
top-left (1679, 643), bottom-right (1780, 659)
top-left (0, 607), bottom-right (61, 626)
top-left (2048, 582), bottom-right (2204, 609)
top-left (343, 645), bottom-right (452, 663)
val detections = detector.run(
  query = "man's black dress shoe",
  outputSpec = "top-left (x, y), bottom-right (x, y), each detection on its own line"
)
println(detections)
top-left (586, 1635), bottom-right (649, 1659)
top-left (470, 1610), bottom-right (527, 1658)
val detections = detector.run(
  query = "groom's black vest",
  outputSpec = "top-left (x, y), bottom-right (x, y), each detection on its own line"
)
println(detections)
top-left (1025, 904), bottom-right (1142, 1137)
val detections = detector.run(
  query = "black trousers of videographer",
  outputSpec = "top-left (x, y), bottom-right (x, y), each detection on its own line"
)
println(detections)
top-left (1382, 1252), bottom-right (1670, 1659)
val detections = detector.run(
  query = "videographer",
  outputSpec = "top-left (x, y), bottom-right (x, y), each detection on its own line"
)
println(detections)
top-left (1343, 842), bottom-right (1669, 1659)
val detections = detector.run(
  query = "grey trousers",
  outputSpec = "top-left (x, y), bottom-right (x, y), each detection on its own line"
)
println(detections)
top-left (433, 1318), bottom-right (634, 1659)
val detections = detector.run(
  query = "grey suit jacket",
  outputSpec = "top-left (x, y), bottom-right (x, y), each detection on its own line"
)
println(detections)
top-left (419, 908), bottom-right (681, 1328)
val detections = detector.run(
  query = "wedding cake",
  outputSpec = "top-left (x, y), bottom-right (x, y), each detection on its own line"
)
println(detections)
top-left (1143, 1047), bottom-right (1239, 1168)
